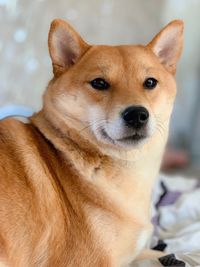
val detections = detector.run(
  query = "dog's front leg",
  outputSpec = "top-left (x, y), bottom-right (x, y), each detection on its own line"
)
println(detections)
top-left (135, 248), bottom-right (165, 261)
top-left (127, 249), bottom-right (165, 266)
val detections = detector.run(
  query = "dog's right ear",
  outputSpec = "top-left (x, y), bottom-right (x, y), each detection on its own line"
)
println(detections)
top-left (48, 19), bottom-right (90, 77)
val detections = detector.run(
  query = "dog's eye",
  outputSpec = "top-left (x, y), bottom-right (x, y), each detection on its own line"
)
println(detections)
top-left (90, 78), bottom-right (110, 90)
top-left (143, 77), bottom-right (158, 90)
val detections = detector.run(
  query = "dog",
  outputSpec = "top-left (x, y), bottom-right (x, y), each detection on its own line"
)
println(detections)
top-left (0, 19), bottom-right (183, 267)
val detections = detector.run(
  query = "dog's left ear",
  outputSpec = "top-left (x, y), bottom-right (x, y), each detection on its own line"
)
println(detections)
top-left (147, 20), bottom-right (184, 75)
top-left (48, 19), bottom-right (90, 77)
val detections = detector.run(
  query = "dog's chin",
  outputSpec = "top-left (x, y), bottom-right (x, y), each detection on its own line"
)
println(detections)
top-left (95, 128), bottom-right (149, 149)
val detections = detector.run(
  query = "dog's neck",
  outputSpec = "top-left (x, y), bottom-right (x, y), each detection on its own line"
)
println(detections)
top-left (31, 109), bottom-right (106, 178)
top-left (31, 108), bottom-right (166, 172)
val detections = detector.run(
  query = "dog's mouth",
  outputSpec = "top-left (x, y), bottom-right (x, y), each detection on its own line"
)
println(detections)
top-left (116, 133), bottom-right (147, 142)
top-left (100, 128), bottom-right (148, 147)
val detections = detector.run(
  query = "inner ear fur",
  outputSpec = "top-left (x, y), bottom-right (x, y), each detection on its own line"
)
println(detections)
top-left (48, 19), bottom-right (90, 77)
top-left (147, 20), bottom-right (184, 75)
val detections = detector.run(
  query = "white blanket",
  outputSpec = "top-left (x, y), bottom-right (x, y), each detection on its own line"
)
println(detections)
top-left (136, 174), bottom-right (200, 267)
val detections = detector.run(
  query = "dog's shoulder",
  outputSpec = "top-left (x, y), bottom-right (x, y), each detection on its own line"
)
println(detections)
top-left (0, 118), bottom-right (51, 167)
top-left (0, 118), bottom-right (46, 147)
top-left (0, 118), bottom-right (29, 141)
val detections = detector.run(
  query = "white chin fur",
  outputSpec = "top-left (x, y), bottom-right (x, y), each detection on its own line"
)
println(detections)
top-left (89, 109), bottom-right (156, 148)
top-left (92, 122), bottom-right (155, 149)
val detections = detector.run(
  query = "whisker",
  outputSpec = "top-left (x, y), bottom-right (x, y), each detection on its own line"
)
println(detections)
top-left (154, 115), bottom-right (166, 140)
top-left (78, 118), bottom-right (107, 134)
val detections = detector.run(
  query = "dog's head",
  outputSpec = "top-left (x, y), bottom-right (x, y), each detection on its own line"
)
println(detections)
top-left (44, 19), bottom-right (183, 152)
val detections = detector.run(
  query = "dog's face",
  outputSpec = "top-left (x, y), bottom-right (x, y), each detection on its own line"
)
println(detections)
top-left (45, 20), bottom-right (183, 151)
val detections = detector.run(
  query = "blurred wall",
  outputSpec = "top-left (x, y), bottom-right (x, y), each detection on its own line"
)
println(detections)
top-left (0, 0), bottom-right (164, 109)
top-left (0, 0), bottom-right (200, 162)
top-left (162, 0), bottom-right (200, 162)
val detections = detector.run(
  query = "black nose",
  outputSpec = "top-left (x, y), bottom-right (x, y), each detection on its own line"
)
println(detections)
top-left (122, 106), bottom-right (149, 128)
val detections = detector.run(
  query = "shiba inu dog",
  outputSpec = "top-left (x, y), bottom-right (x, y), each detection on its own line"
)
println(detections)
top-left (0, 19), bottom-right (183, 267)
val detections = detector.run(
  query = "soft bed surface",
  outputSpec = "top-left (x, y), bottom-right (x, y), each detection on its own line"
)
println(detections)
top-left (136, 174), bottom-right (200, 266)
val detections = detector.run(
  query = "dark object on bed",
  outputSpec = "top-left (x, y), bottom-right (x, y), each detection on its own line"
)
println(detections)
top-left (159, 254), bottom-right (185, 266)
top-left (153, 240), bottom-right (167, 251)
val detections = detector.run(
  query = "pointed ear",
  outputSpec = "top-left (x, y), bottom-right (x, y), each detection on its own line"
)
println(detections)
top-left (48, 19), bottom-right (90, 77)
top-left (147, 20), bottom-right (184, 75)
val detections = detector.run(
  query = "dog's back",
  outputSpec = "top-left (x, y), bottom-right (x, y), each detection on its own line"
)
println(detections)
top-left (0, 118), bottom-right (61, 266)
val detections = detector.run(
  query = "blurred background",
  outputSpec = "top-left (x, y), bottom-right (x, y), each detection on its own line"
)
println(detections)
top-left (0, 0), bottom-right (200, 174)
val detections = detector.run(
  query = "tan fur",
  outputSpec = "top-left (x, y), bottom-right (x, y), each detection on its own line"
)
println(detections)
top-left (0, 19), bottom-right (183, 267)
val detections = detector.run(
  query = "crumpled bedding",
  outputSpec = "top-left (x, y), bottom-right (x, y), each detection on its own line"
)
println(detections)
top-left (134, 252), bottom-right (200, 267)
top-left (135, 174), bottom-right (200, 267)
